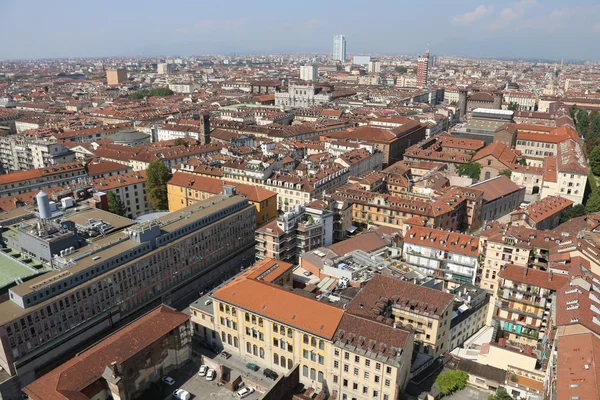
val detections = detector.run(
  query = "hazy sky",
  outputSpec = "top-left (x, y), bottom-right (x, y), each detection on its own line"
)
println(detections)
top-left (2, 0), bottom-right (600, 60)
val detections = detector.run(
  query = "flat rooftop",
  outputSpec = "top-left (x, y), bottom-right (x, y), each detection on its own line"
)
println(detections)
top-left (64, 207), bottom-right (135, 234)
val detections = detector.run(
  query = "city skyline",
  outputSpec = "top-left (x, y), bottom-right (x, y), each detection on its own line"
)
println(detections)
top-left (2, 0), bottom-right (600, 61)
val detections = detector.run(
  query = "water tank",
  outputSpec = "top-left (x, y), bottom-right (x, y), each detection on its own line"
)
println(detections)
top-left (36, 191), bottom-right (52, 219)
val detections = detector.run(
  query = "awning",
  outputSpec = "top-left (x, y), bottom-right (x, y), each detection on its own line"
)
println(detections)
top-left (346, 225), bottom-right (358, 233)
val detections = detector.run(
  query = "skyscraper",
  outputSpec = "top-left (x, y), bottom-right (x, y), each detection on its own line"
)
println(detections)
top-left (417, 49), bottom-right (430, 88)
top-left (106, 68), bottom-right (127, 86)
top-left (333, 34), bottom-right (346, 62)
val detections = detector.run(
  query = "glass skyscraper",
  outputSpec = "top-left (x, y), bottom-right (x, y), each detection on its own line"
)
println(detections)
top-left (332, 34), bottom-right (346, 62)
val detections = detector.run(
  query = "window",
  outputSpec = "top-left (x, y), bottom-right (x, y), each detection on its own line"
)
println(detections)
top-left (303, 349), bottom-right (309, 359)
top-left (373, 390), bottom-right (378, 398)
top-left (385, 379), bottom-right (390, 387)
top-left (365, 359), bottom-right (370, 367)
top-left (333, 375), bottom-right (338, 384)
top-left (343, 379), bottom-right (348, 388)
top-left (344, 352), bottom-right (350, 360)
top-left (303, 334), bottom-right (309, 344)
top-left (354, 367), bottom-right (359, 376)
top-left (374, 375), bottom-right (380, 383)
top-left (310, 368), bottom-right (316, 380)
top-left (246, 342), bottom-right (251, 353)
top-left (344, 364), bottom-right (349, 372)
top-left (364, 371), bottom-right (369, 379)
top-left (386, 366), bottom-right (392, 374)
top-left (288, 359), bottom-right (293, 369)
top-left (334, 360), bottom-right (339, 369)
top-left (273, 324), bottom-right (278, 333)
top-left (375, 362), bottom-right (381, 371)
top-left (319, 339), bottom-right (325, 350)
top-left (355, 355), bottom-right (360, 363)
top-left (303, 365), bottom-right (308, 377)
top-left (260, 348), bottom-right (265, 359)
top-left (319, 355), bottom-right (325, 365)
top-left (274, 353), bottom-right (279, 365)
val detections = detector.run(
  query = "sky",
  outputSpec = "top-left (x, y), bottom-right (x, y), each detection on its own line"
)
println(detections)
top-left (2, 0), bottom-right (600, 61)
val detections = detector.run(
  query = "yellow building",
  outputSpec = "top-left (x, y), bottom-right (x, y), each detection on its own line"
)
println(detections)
top-left (211, 259), bottom-right (342, 393)
top-left (204, 259), bottom-right (416, 399)
top-left (167, 171), bottom-right (277, 227)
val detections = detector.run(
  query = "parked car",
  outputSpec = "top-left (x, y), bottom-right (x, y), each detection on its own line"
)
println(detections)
top-left (173, 389), bottom-right (191, 400)
top-left (161, 376), bottom-right (175, 386)
top-left (245, 362), bottom-right (259, 371)
top-left (236, 387), bottom-right (255, 398)
top-left (220, 351), bottom-right (231, 359)
top-left (263, 368), bottom-right (278, 380)
top-left (206, 368), bottom-right (216, 381)
top-left (198, 365), bottom-right (208, 376)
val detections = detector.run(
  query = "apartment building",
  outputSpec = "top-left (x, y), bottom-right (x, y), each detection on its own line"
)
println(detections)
top-left (495, 264), bottom-right (567, 347)
top-left (503, 92), bottom-right (537, 111)
top-left (332, 313), bottom-right (413, 400)
top-left (255, 203), bottom-right (333, 264)
top-left (347, 274), bottom-right (453, 363)
top-left (106, 68), bottom-right (128, 86)
top-left (334, 185), bottom-right (482, 232)
top-left (0, 194), bottom-right (256, 381)
top-left (210, 259), bottom-right (416, 398)
top-left (211, 259), bottom-right (343, 394)
top-left (23, 306), bottom-right (191, 400)
top-left (447, 284), bottom-right (489, 352)
top-left (0, 135), bottom-right (76, 173)
top-left (470, 175), bottom-right (525, 226)
top-left (539, 139), bottom-right (588, 205)
top-left (0, 161), bottom-right (86, 197)
top-left (322, 119), bottom-right (426, 166)
top-left (403, 135), bottom-right (485, 166)
top-left (510, 195), bottom-right (573, 230)
top-left (403, 226), bottom-right (480, 284)
top-left (90, 171), bottom-right (151, 218)
top-left (478, 222), bottom-right (561, 293)
top-left (167, 171), bottom-right (277, 227)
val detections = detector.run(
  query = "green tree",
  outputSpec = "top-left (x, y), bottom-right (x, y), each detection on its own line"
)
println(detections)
top-left (517, 158), bottom-right (528, 166)
top-left (395, 66), bottom-right (408, 74)
top-left (570, 104), bottom-right (578, 118)
top-left (435, 370), bottom-right (468, 395)
top-left (588, 114), bottom-right (600, 139)
top-left (128, 87), bottom-right (174, 99)
top-left (500, 169), bottom-right (512, 178)
top-left (146, 160), bottom-right (172, 210)
top-left (589, 146), bottom-right (600, 175)
top-left (488, 387), bottom-right (513, 400)
top-left (173, 138), bottom-right (188, 147)
top-left (507, 102), bottom-right (519, 111)
top-left (586, 192), bottom-right (600, 214)
top-left (576, 109), bottom-right (590, 131)
top-left (560, 204), bottom-right (586, 223)
top-left (107, 191), bottom-right (127, 216)
top-left (456, 162), bottom-right (482, 180)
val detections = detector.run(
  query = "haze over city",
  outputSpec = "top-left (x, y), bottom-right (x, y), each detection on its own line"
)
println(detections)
top-left (2, 0), bottom-right (600, 60)
top-left (2, 2), bottom-right (600, 400)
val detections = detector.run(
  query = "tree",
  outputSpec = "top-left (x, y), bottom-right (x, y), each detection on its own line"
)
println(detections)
top-left (107, 191), bottom-right (127, 216)
top-left (128, 87), bottom-right (174, 99)
top-left (500, 169), bottom-right (512, 178)
top-left (589, 114), bottom-right (600, 140)
top-left (488, 387), bottom-right (513, 400)
top-left (435, 370), bottom-right (468, 395)
top-left (173, 138), bottom-right (188, 147)
top-left (560, 204), bottom-right (586, 223)
top-left (517, 158), bottom-right (528, 166)
top-left (589, 146), bottom-right (600, 175)
top-left (456, 162), bottom-right (482, 180)
top-left (146, 160), bottom-right (172, 210)
top-left (586, 191), bottom-right (600, 214)
top-left (395, 66), bottom-right (407, 74)
top-left (576, 108), bottom-right (590, 131)
top-left (508, 102), bottom-right (519, 111)
top-left (570, 104), bottom-right (578, 118)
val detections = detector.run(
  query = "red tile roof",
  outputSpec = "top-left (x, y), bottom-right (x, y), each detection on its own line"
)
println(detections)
top-left (556, 332), bottom-right (600, 400)
top-left (404, 226), bottom-right (479, 257)
top-left (498, 264), bottom-right (568, 291)
top-left (213, 258), bottom-right (344, 339)
top-left (23, 306), bottom-right (189, 400)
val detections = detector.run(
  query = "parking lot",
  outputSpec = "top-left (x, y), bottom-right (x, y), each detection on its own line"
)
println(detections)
top-left (162, 359), bottom-right (264, 400)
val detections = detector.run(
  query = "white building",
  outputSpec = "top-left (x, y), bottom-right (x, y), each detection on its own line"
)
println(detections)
top-left (168, 83), bottom-right (196, 94)
top-left (403, 226), bottom-right (480, 284)
top-left (300, 65), bottom-right (318, 82)
top-left (352, 56), bottom-right (370, 65)
top-left (367, 60), bottom-right (381, 74)
top-left (157, 63), bottom-right (174, 75)
top-left (275, 84), bottom-right (332, 108)
top-left (332, 34), bottom-right (346, 62)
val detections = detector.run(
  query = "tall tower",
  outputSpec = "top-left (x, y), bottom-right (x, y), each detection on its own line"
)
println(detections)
top-left (333, 34), bottom-right (347, 62)
top-left (417, 47), bottom-right (430, 88)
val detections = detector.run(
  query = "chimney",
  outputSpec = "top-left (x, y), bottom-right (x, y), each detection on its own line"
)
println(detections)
top-left (524, 268), bottom-right (528, 276)
top-left (109, 361), bottom-right (118, 378)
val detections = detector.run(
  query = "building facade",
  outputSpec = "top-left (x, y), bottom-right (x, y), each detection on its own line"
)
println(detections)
top-left (333, 35), bottom-right (347, 62)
